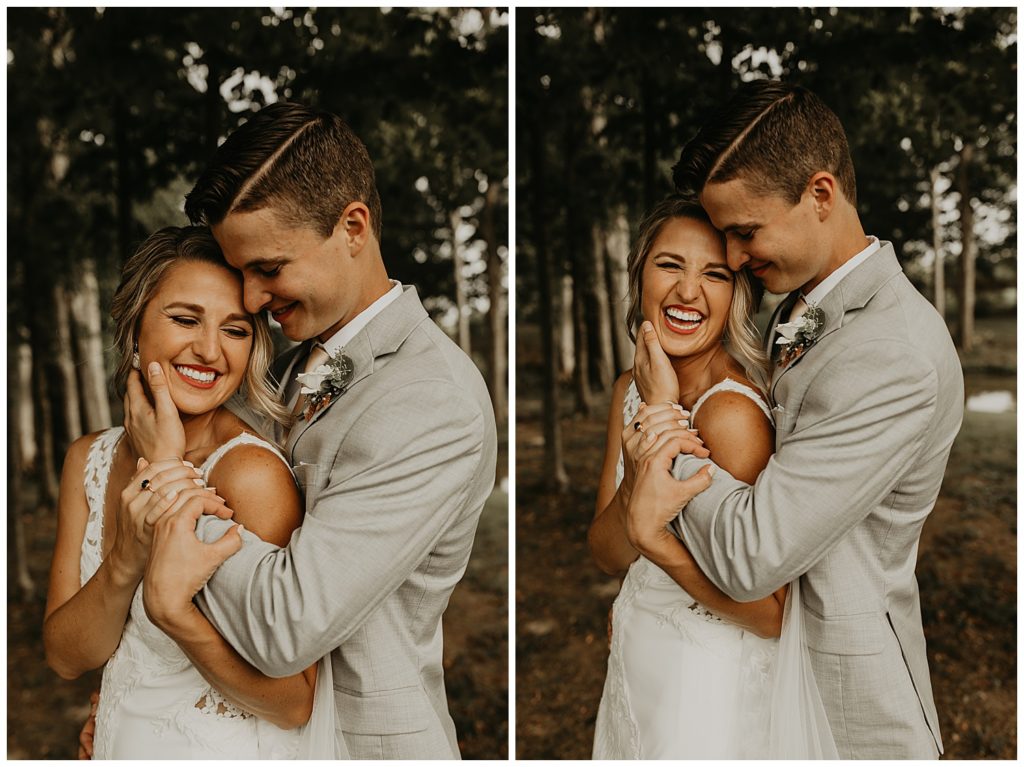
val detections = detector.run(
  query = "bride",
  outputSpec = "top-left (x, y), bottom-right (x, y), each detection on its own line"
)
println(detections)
top-left (43, 226), bottom-right (339, 759)
top-left (589, 196), bottom-right (836, 759)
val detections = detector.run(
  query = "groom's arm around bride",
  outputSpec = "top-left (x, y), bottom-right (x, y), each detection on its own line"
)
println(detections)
top-left (134, 102), bottom-right (498, 760)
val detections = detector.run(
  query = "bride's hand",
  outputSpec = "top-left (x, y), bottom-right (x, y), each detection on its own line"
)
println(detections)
top-left (124, 364), bottom-right (186, 462)
top-left (633, 321), bottom-right (680, 406)
top-left (624, 430), bottom-right (714, 558)
top-left (110, 458), bottom-right (227, 581)
top-left (144, 495), bottom-right (244, 638)
top-left (619, 402), bottom-right (694, 499)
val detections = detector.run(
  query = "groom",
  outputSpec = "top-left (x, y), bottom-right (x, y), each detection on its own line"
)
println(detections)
top-left (628, 81), bottom-right (962, 758)
top-left (126, 103), bottom-right (497, 758)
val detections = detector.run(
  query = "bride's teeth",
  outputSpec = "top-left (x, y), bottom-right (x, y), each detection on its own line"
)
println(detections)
top-left (175, 366), bottom-right (217, 383)
top-left (665, 308), bottom-right (703, 324)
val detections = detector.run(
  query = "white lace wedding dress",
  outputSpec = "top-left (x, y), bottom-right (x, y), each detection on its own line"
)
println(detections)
top-left (593, 379), bottom-right (781, 759)
top-left (80, 427), bottom-right (303, 759)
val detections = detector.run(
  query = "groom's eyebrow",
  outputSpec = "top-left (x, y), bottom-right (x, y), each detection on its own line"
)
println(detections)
top-left (243, 257), bottom-right (287, 270)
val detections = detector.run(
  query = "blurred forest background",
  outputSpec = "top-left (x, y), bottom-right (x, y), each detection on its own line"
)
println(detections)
top-left (516, 7), bottom-right (1016, 759)
top-left (7, 7), bottom-right (508, 759)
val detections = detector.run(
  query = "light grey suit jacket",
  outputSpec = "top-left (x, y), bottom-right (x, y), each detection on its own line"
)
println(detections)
top-left (672, 243), bottom-right (962, 758)
top-left (196, 286), bottom-right (497, 759)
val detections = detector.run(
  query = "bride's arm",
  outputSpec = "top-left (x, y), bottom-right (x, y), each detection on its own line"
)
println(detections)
top-left (43, 435), bottom-right (211, 678)
top-left (590, 373), bottom-right (705, 576)
top-left (636, 393), bottom-right (789, 639)
top-left (588, 373), bottom-right (643, 576)
top-left (152, 444), bottom-right (317, 730)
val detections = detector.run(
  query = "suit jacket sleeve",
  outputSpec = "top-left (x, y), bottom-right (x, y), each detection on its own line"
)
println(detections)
top-left (193, 379), bottom-right (487, 676)
top-left (671, 338), bottom-right (939, 602)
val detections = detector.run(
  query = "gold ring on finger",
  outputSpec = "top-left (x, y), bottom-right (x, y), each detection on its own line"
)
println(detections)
top-left (634, 421), bottom-right (644, 432)
top-left (140, 478), bottom-right (154, 492)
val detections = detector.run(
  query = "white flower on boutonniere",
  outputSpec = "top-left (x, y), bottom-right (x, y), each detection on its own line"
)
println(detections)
top-left (295, 350), bottom-right (355, 420)
top-left (775, 304), bottom-right (826, 367)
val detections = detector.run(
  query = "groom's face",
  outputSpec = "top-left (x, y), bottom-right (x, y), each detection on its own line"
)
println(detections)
top-left (700, 177), bottom-right (824, 294)
top-left (212, 207), bottom-right (359, 343)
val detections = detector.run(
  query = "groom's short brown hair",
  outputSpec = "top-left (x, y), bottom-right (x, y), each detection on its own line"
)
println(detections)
top-left (185, 102), bottom-right (382, 242)
top-left (672, 81), bottom-right (857, 207)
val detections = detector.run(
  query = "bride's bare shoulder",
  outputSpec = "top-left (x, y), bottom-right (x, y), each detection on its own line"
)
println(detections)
top-left (694, 382), bottom-right (773, 484)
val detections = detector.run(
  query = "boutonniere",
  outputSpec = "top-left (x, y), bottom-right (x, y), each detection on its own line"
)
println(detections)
top-left (295, 350), bottom-right (354, 420)
top-left (775, 304), bottom-right (826, 367)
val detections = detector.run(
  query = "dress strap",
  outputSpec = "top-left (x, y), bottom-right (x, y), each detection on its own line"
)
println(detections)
top-left (690, 378), bottom-right (773, 424)
top-left (200, 432), bottom-right (291, 481)
top-left (80, 427), bottom-right (125, 586)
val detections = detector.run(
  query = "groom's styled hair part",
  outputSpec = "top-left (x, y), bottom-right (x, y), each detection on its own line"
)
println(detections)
top-left (185, 101), bottom-right (383, 242)
top-left (672, 81), bottom-right (857, 207)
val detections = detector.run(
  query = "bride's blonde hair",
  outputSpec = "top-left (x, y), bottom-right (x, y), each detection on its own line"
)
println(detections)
top-left (625, 195), bottom-right (770, 392)
top-left (110, 226), bottom-right (289, 425)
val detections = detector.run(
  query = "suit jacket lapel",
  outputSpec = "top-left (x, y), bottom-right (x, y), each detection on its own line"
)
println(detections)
top-left (286, 286), bottom-right (429, 454)
top-left (770, 242), bottom-right (904, 399)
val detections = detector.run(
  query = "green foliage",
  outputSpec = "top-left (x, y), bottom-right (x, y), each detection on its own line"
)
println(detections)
top-left (516, 7), bottom-right (1016, 319)
top-left (7, 7), bottom-right (508, 316)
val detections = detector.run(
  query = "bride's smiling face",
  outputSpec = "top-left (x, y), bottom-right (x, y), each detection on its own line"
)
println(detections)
top-left (135, 261), bottom-right (254, 416)
top-left (640, 216), bottom-right (735, 360)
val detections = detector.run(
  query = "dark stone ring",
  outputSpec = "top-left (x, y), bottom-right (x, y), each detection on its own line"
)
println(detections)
top-left (634, 421), bottom-right (643, 432)
top-left (140, 478), bottom-right (152, 491)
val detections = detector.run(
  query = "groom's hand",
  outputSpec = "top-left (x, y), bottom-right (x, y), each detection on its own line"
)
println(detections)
top-left (124, 363), bottom-right (186, 461)
top-left (625, 433), bottom-right (715, 561)
top-left (143, 494), bottom-right (242, 640)
top-left (633, 321), bottom-right (680, 406)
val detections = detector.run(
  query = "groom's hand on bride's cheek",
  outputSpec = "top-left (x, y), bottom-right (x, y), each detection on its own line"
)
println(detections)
top-left (143, 494), bottom-right (242, 637)
top-left (124, 364), bottom-right (186, 462)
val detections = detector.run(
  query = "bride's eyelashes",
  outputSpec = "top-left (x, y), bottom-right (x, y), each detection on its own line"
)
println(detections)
top-left (168, 315), bottom-right (251, 340)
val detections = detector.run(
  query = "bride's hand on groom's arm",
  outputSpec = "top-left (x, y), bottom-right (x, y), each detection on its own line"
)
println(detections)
top-left (124, 364), bottom-right (186, 462)
top-left (624, 432), bottom-right (714, 561)
top-left (143, 494), bottom-right (242, 639)
top-left (109, 458), bottom-right (224, 583)
top-left (633, 321), bottom-right (680, 406)
top-left (620, 402), bottom-right (694, 498)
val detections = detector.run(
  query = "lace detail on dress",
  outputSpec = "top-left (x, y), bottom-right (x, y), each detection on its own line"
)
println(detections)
top-left (195, 688), bottom-right (253, 720)
top-left (81, 428), bottom-right (125, 586)
top-left (84, 428), bottom-right (300, 758)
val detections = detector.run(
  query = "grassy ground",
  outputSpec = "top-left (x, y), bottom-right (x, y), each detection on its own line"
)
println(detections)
top-left (515, 316), bottom-right (1016, 759)
top-left (7, 481), bottom-right (508, 760)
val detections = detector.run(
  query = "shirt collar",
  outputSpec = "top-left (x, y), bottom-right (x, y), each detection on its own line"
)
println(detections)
top-left (319, 280), bottom-right (403, 356)
top-left (802, 236), bottom-right (880, 305)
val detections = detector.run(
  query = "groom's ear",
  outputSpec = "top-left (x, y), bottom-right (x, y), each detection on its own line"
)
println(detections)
top-left (336, 201), bottom-right (372, 254)
top-left (807, 172), bottom-right (837, 221)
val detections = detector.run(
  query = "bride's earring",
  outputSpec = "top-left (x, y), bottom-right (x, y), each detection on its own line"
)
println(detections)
top-left (131, 343), bottom-right (141, 370)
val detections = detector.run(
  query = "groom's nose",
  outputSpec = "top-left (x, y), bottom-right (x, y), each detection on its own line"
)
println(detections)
top-left (726, 241), bottom-right (750, 271)
top-left (242, 276), bottom-right (272, 314)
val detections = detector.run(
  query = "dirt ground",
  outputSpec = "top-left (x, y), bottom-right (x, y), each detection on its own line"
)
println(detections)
top-left (515, 317), bottom-right (1016, 759)
top-left (7, 477), bottom-right (508, 759)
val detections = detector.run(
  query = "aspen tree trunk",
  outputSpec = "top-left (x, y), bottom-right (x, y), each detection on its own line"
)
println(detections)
top-left (31, 345), bottom-right (59, 506)
top-left (70, 259), bottom-right (112, 432)
top-left (54, 283), bottom-right (83, 442)
top-left (930, 166), bottom-right (945, 319)
top-left (589, 221), bottom-right (615, 392)
top-left (482, 182), bottom-right (506, 432)
top-left (559, 275), bottom-right (575, 380)
top-left (526, 28), bottom-right (568, 492)
top-left (570, 261), bottom-right (593, 416)
top-left (956, 145), bottom-right (976, 351)
top-left (604, 208), bottom-right (632, 373)
top-left (450, 209), bottom-right (472, 355)
top-left (10, 336), bottom-right (37, 600)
